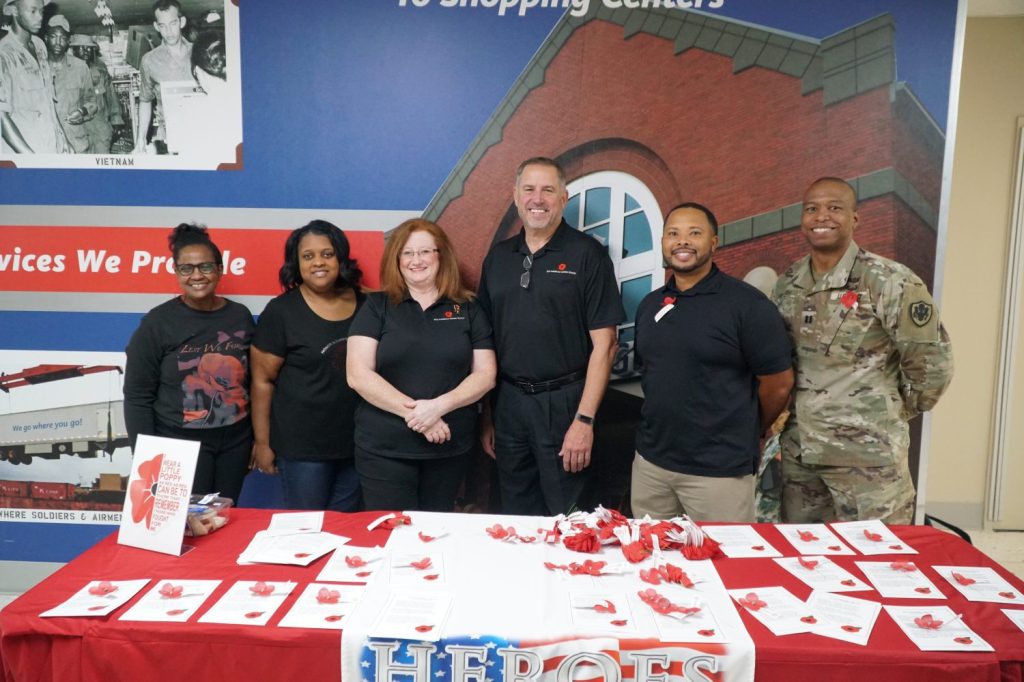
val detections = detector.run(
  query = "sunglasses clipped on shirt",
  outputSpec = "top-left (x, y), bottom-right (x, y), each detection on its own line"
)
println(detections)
top-left (520, 254), bottom-right (533, 289)
top-left (175, 262), bottom-right (219, 276)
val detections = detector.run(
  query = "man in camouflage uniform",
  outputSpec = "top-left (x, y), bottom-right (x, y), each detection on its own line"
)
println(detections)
top-left (773, 177), bottom-right (953, 524)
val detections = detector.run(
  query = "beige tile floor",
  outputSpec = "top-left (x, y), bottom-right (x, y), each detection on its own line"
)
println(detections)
top-left (1, 529), bottom-right (1022, 613)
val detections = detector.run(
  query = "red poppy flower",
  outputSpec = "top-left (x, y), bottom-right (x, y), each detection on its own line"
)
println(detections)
top-left (593, 600), bottom-right (616, 614)
top-left (662, 296), bottom-right (676, 306)
top-left (914, 614), bottom-right (942, 629)
top-left (567, 560), bottom-right (606, 576)
top-left (954, 637), bottom-right (973, 645)
top-left (517, 535), bottom-right (537, 543)
top-left (486, 524), bottom-right (511, 540)
top-left (158, 583), bottom-right (183, 599)
top-left (324, 615), bottom-right (344, 623)
top-left (952, 572), bottom-right (975, 586)
top-left (345, 555), bottom-right (366, 567)
top-left (423, 574), bottom-right (440, 581)
top-left (841, 625), bottom-right (861, 633)
top-left (415, 625), bottom-right (433, 633)
top-left (558, 263), bottom-right (567, 271)
top-left (249, 582), bottom-right (274, 596)
top-left (316, 588), bottom-right (340, 604)
top-left (863, 529), bottom-right (883, 542)
top-left (410, 557), bottom-right (432, 570)
top-left (659, 563), bottom-right (694, 588)
top-left (563, 529), bottom-right (600, 554)
top-left (698, 629), bottom-right (715, 637)
top-left (444, 311), bottom-right (453, 318)
top-left (681, 535), bottom-right (721, 560)
top-left (621, 541), bottom-right (650, 563)
top-left (890, 561), bottom-right (916, 572)
top-left (128, 453), bottom-right (164, 529)
top-left (840, 579), bottom-right (856, 587)
top-left (797, 530), bottom-right (819, 542)
top-left (244, 611), bottom-right (264, 619)
top-left (418, 531), bottom-right (436, 543)
top-left (1000, 591), bottom-right (1017, 599)
top-left (610, 619), bottom-right (627, 627)
top-left (798, 557), bottom-right (818, 570)
top-left (88, 581), bottom-right (118, 596)
top-left (915, 587), bottom-right (932, 594)
top-left (800, 615), bottom-right (817, 624)
top-left (737, 592), bottom-right (767, 611)
top-left (841, 290), bottom-right (859, 309)
top-left (355, 571), bottom-right (372, 578)
top-left (639, 568), bottom-right (662, 585)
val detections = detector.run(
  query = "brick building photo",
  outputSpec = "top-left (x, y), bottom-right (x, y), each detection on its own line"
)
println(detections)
top-left (422, 5), bottom-right (946, 511)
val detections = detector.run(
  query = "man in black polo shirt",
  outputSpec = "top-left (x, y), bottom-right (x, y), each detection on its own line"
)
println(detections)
top-left (478, 157), bottom-right (625, 515)
top-left (631, 202), bottom-right (793, 522)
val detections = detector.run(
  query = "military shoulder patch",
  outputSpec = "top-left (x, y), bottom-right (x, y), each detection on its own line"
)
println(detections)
top-left (910, 300), bottom-right (933, 327)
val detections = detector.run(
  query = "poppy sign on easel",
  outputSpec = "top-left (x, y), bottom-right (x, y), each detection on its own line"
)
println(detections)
top-left (117, 435), bottom-right (199, 556)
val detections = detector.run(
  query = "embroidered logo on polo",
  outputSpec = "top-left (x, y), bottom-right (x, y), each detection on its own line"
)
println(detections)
top-left (545, 262), bottom-right (577, 275)
top-left (432, 303), bottom-right (466, 322)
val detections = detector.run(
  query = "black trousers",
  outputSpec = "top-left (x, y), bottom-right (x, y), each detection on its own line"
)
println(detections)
top-left (154, 418), bottom-right (252, 502)
top-left (355, 446), bottom-right (469, 512)
top-left (493, 379), bottom-right (589, 516)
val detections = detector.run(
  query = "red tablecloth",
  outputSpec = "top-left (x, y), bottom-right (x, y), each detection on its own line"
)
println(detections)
top-left (2, 511), bottom-right (1023, 682)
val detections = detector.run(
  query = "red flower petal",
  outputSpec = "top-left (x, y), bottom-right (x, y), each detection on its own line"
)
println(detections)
top-left (414, 625), bottom-right (433, 633)
top-left (863, 529), bottom-right (883, 542)
top-left (797, 530), bottom-right (819, 542)
top-left (890, 561), bottom-right (916, 572)
top-left (798, 557), bottom-right (818, 570)
top-left (423, 574), bottom-right (440, 581)
top-left (410, 558), bottom-right (432, 570)
top-left (244, 611), bottom-right (264, 619)
top-left (324, 615), bottom-right (343, 622)
top-left (249, 582), bottom-right (274, 596)
top-left (355, 571), bottom-right (372, 578)
top-left (345, 556), bottom-right (366, 568)
top-left (610, 619), bottom-right (627, 626)
top-left (592, 599), bottom-right (616, 614)
top-left (88, 581), bottom-right (118, 596)
top-left (418, 532), bottom-right (436, 543)
top-left (639, 568), bottom-right (662, 585)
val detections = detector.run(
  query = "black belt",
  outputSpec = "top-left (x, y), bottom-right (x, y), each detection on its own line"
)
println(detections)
top-left (502, 369), bottom-right (586, 395)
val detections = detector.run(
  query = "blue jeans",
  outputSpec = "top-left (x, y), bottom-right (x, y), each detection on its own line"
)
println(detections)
top-left (276, 458), bottom-right (361, 512)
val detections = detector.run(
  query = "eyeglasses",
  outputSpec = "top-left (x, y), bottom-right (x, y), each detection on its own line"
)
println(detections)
top-left (175, 262), bottom-right (218, 276)
top-left (520, 254), bottom-right (533, 289)
top-left (400, 248), bottom-right (439, 260)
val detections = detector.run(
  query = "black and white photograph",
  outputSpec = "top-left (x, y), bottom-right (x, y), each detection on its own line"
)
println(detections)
top-left (0, 0), bottom-right (241, 170)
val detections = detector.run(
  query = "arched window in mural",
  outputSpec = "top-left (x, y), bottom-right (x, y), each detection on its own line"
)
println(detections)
top-left (564, 171), bottom-right (662, 379)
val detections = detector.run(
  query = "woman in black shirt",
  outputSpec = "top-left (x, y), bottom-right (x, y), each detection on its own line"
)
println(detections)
top-left (250, 220), bottom-right (364, 511)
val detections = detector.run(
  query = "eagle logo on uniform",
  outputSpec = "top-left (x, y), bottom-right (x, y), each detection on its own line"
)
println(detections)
top-left (910, 301), bottom-right (933, 327)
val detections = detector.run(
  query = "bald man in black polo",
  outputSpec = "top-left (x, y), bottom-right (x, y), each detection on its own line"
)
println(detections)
top-left (478, 157), bottom-right (624, 516)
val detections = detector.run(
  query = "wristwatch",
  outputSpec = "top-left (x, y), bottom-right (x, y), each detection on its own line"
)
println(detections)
top-left (575, 412), bottom-right (594, 425)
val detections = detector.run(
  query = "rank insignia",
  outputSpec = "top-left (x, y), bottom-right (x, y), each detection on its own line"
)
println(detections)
top-left (910, 301), bottom-right (933, 327)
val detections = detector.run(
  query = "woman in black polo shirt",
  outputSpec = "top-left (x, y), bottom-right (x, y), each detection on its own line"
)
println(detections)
top-left (347, 219), bottom-right (496, 512)
top-left (250, 220), bottom-right (364, 511)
